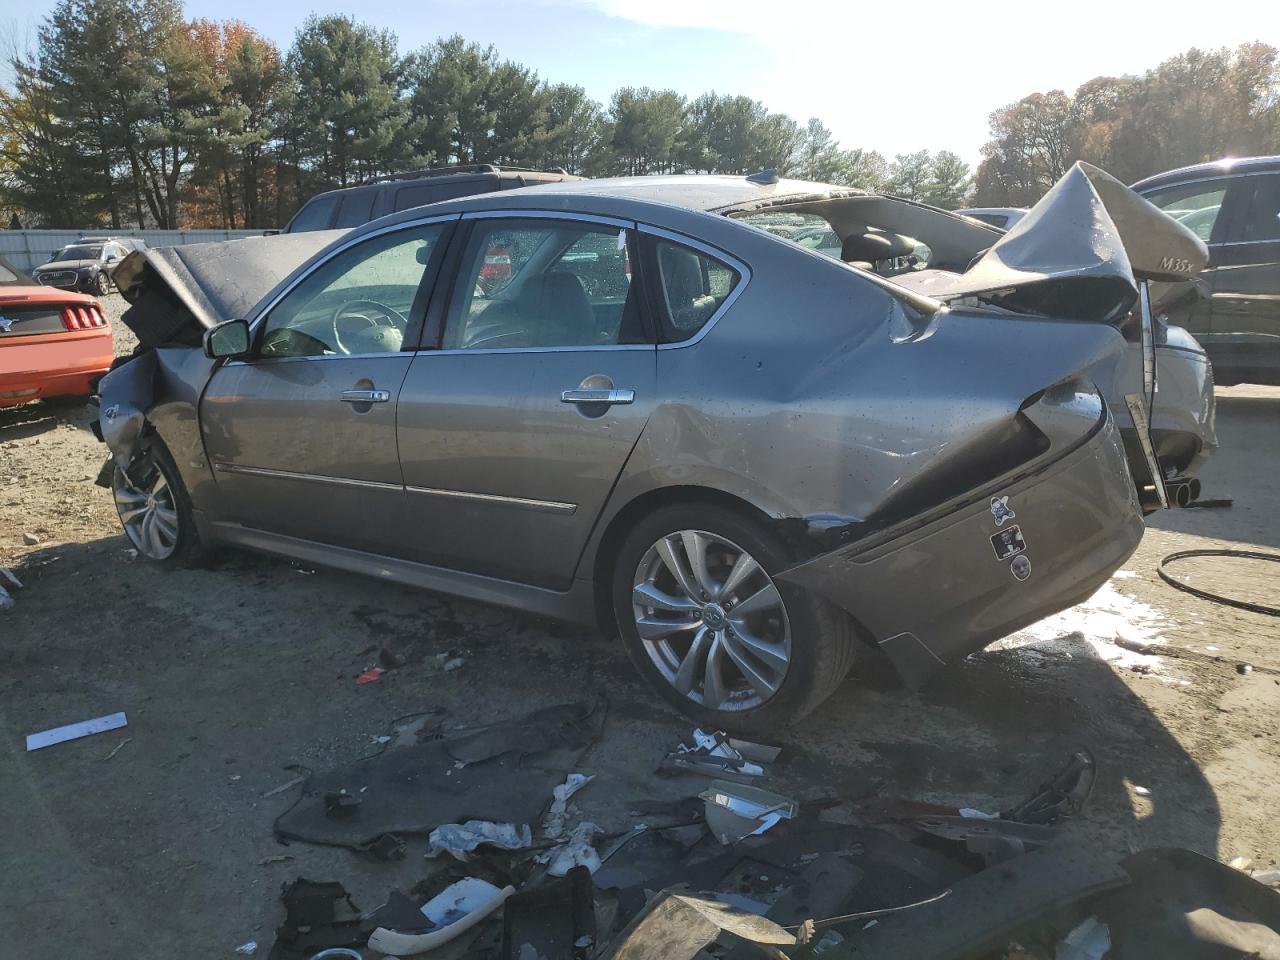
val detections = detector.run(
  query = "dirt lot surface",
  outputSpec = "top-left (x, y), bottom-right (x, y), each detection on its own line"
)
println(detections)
top-left (2, 294), bottom-right (1278, 957)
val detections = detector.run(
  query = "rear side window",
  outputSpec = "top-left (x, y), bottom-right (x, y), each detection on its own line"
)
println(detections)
top-left (1226, 174), bottom-right (1280, 243)
top-left (1142, 181), bottom-right (1227, 242)
top-left (334, 191), bottom-right (376, 228)
top-left (967, 213), bottom-right (1008, 228)
top-left (395, 178), bottom-right (495, 211)
top-left (650, 239), bottom-right (740, 342)
top-left (288, 195), bottom-right (338, 232)
top-left (394, 184), bottom-right (440, 211)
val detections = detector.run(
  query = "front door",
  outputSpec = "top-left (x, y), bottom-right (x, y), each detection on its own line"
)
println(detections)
top-left (395, 215), bottom-right (656, 589)
top-left (1208, 172), bottom-right (1280, 383)
top-left (200, 220), bottom-right (452, 553)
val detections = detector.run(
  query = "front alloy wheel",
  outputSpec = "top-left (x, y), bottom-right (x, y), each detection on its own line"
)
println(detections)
top-left (113, 463), bottom-right (180, 560)
top-left (632, 530), bottom-right (792, 711)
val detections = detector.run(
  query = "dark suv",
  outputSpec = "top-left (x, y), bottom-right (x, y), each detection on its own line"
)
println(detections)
top-left (32, 237), bottom-right (144, 295)
top-left (284, 164), bottom-right (580, 234)
top-left (1132, 156), bottom-right (1280, 386)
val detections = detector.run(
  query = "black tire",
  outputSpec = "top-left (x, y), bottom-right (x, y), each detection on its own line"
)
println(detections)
top-left (612, 503), bottom-right (856, 732)
top-left (111, 439), bottom-right (204, 568)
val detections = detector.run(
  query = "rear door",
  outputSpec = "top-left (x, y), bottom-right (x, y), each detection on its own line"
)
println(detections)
top-left (1209, 172), bottom-right (1280, 382)
top-left (1139, 177), bottom-right (1230, 341)
top-left (394, 213), bottom-right (656, 589)
top-left (199, 218), bottom-right (454, 553)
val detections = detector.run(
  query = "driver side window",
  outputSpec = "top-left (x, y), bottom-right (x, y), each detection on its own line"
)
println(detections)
top-left (259, 223), bottom-right (445, 359)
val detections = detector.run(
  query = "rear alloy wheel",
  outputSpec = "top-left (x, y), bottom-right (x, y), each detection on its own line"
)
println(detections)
top-left (613, 504), bottom-right (856, 730)
top-left (92, 271), bottom-right (109, 296)
top-left (111, 442), bottom-right (200, 566)
top-left (633, 530), bottom-right (791, 711)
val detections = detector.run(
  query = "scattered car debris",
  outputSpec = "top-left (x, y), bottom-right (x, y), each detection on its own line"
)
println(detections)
top-left (502, 866), bottom-right (596, 960)
top-left (26, 711), bottom-right (128, 751)
top-left (700, 780), bottom-right (797, 844)
top-left (270, 878), bottom-right (366, 958)
top-left (368, 877), bottom-right (515, 956)
top-left (543, 773), bottom-right (593, 839)
top-left (428, 821), bottom-right (533, 861)
top-left (103, 737), bottom-right (133, 761)
top-left (1, 566), bottom-right (22, 590)
top-left (1238, 662), bottom-right (1255, 675)
top-left (544, 822), bottom-right (604, 877)
top-left (660, 729), bottom-right (781, 783)
top-left (262, 775), bottom-right (307, 798)
top-left (256, 854), bottom-right (293, 866)
top-left (598, 890), bottom-right (795, 960)
top-left (355, 667), bottom-right (385, 685)
top-left (275, 702), bottom-right (603, 850)
top-left (233, 940), bottom-right (257, 955)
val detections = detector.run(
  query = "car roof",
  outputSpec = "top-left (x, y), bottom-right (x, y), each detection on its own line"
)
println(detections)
top-left (1130, 155), bottom-right (1280, 191)
top-left (359, 175), bottom-right (865, 235)
top-left (470, 174), bottom-right (865, 212)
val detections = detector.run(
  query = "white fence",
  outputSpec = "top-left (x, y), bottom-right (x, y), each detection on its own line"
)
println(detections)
top-left (0, 229), bottom-right (266, 273)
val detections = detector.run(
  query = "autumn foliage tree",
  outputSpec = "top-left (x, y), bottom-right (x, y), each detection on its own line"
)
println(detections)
top-left (975, 43), bottom-right (1280, 206)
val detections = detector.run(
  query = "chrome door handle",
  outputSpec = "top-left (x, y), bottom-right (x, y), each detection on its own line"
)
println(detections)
top-left (560, 388), bottom-right (635, 405)
top-left (340, 389), bottom-right (390, 403)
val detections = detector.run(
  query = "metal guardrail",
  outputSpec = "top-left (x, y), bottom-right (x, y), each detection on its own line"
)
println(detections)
top-left (0, 229), bottom-right (266, 273)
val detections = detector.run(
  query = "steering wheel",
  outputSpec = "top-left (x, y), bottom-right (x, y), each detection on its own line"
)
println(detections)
top-left (331, 299), bottom-right (408, 354)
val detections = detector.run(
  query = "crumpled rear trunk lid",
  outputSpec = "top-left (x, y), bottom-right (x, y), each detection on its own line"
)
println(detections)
top-left (894, 162), bottom-right (1209, 324)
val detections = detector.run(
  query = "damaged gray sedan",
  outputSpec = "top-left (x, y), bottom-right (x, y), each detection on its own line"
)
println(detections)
top-left (97, 163), bottom-right (1208, 728)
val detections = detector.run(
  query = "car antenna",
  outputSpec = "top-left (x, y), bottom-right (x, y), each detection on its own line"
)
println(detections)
top-left (746, 168), bottom-right (779, 185)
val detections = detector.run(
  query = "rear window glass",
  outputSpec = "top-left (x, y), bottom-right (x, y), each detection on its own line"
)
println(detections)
top-left (334, 191), bottom-right (376, 228)
top-left (288, 195), bottom-right (339, 232)
top-left (652, 239), bottom-right (739, 342)
top-left (965, 213), bottom-right (1008, 228)
top-left (395, 178), bottom-right (493, 211)
top-left (0, 261), bottom-right (19, 282)
top-left (733, 211), bottom-right (841, 257)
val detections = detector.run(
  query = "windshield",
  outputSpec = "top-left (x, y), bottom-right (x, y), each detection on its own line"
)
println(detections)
top-left (54, 244), bottom-right (103, 261)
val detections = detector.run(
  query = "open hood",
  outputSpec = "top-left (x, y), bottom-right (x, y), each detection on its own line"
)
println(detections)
top-left (112, 231), bottom-right (343, 346)
top-left (894, 162), bottom-right (1209, 323)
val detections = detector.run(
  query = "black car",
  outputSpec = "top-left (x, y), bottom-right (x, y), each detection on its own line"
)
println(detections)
top-left (1132, 156), bottom-right (1280, 386)
top-left (31, 237), bottom-right (144, 295)
top-left (284, 164), bottom-right (580, 234)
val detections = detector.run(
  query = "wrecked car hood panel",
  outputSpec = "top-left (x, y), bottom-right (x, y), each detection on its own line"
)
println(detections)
top-left (894, 162), bottom-right (1208, 322)
top-left (113, 231), bottom-right (343, 334)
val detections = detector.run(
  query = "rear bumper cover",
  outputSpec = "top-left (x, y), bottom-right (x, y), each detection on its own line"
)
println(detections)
top-left (0, 333), bottom-right (113, 405)
top-left (779, 412), bottom-right (1143, 688)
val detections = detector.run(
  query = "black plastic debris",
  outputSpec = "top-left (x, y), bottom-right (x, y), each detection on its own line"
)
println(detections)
top-left (502, 865), bottom-right (596, 960)
top-left (268, 878), bottom-right (367, 959)
top-left (1001, 750), bottom-right (1096, 824)
top-left (275, 702), bottom-right (604, 850)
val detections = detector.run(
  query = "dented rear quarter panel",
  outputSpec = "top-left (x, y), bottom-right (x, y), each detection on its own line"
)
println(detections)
top-left (583, 221), bottom-right (1131, 578)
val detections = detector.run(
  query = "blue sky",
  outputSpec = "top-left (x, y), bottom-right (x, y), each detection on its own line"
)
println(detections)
top-left (3, 0), bottom-right (1278, 165)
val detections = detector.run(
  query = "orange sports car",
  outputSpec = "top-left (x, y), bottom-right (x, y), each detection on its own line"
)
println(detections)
top-left (0, 254), bottom-right (113, 408)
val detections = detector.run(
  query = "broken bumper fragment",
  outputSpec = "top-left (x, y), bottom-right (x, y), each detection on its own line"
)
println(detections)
top-left (780, 409), bottom-right (1142, 688)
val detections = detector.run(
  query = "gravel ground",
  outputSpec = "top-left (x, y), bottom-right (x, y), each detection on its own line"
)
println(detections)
top-left (1, 294), bottom-right (1277, 957)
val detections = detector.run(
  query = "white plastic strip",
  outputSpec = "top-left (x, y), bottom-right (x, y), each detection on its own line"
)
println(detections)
top-left (26, 712), bottom-right (128, 751)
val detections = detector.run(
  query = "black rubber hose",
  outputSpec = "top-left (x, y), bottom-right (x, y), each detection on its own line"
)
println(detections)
top-left (1157, 549), bottom-right (1280, 617)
